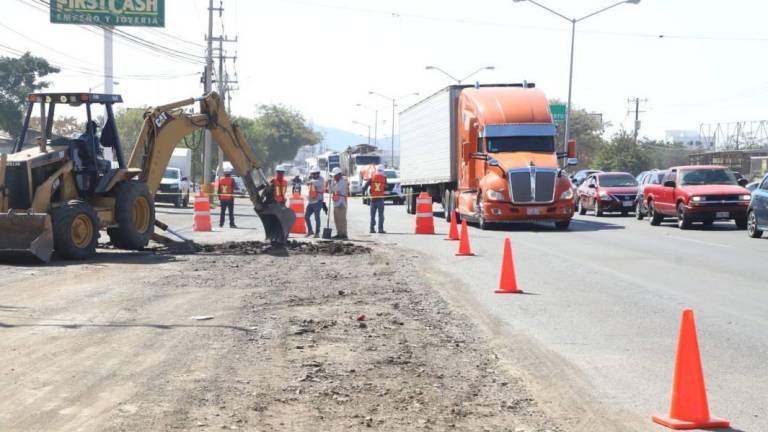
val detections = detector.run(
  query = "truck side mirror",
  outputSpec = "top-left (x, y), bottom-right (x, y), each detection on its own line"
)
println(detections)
top-left (461, 141), bottom-right (471, 161)
top-left (663, 180), bottom-right (676, 188)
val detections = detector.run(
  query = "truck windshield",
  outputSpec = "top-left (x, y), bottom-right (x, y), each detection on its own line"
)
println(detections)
top-left (384, 170), bottom-right (398, 179)
top-left (355, 155), bottom-right (381, 165)
top-left (598, 174), bottom-right (637, 187)
top-left (679, 168), bottom-right (738, 186)
top-left (486, 136), bottom-right (555, 153)
top-left (164, 169), bottom-right (179, 179)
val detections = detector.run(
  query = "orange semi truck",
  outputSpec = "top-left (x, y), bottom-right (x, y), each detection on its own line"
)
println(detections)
top-left (400, 83), bottom-right (577, 230)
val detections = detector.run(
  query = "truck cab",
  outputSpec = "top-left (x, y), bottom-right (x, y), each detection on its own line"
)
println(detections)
top-left (452, 86), bottom-right (576, 229)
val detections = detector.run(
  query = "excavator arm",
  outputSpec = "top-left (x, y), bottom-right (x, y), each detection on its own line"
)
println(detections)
top-left (128, 92), bottom-right (295, 243)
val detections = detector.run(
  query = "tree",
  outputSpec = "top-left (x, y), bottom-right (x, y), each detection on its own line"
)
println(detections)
top-left (0, 53), bottom-right (59, 138)
top-left (29, 116), bottom-right (83, 138)
top-left (114, 107), bottom-right (147, 160)
top-left (593, 130), bottom-right (651, 173)
top-left (552, 100), bottom-right (605, 169)
top-left (641, 139), bottom-right (694, 169)
top-left (252, 104), bottom-right (323, 167)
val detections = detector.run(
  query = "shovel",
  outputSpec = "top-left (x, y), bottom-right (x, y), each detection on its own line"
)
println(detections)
top-left (322, 189), bottom-right (333, 239)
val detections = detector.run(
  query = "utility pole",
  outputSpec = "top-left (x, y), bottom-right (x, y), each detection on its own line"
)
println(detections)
top-left (627, 97), bottom-right (647, 144)
top-left (103, 26), bottom-right (114, 94)
top-left (214, 32), bottom-right (237, 175)
top-left (202, 0), bottom-right (217, 193)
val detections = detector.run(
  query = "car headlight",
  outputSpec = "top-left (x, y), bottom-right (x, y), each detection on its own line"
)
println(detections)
top-left (486, 189), bottom-right (505, 201)
top-left (740, 194), bottom-right (752, 201)
top-left (691, 196), bottom-right (703, 202)
top-left (560, 188), bottom-right (574, 200)
top-left (598, 190), bottom-right (610, 198)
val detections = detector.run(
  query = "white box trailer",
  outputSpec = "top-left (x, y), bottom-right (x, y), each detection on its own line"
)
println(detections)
top-left (169, 148), bottom-right (192, 179)
top-left (399, 86), bottom-right (461, 207)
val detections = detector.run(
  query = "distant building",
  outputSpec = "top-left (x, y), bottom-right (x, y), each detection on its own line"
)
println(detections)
top-left (665, 130), bottom-right (708, 149)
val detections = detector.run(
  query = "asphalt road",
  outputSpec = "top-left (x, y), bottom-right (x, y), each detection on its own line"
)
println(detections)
top-left (152, 197), bottom-right (766, 431)
top-left (332, 197), bottom-right (767, 432)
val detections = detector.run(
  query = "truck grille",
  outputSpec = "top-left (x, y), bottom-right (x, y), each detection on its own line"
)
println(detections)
top-left (507, 168), bottom-right (557, 204)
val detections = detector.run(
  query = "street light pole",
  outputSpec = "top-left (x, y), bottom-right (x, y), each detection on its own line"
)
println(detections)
top-left (513, 0), bottom-right (641, 151)
top-left (425, 65), bottom-right (495, 84)
top-left (369, 91), bottom-right (420, 167)
top-left (355, 104), bottom-right (379, 146)
top-left (352, 121), bottom-right (371, 145)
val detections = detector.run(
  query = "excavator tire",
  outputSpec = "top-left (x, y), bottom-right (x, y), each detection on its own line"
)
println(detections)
top-left (52, 201), bottom-right (99, 260)
top-left (108, 181), bottom-right (155, 250)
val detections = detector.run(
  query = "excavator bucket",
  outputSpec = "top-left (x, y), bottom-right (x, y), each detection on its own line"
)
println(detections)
top-left (257, 203), bottom-right (296, 244)
top-left (0, 213), bottom-right (54, 263)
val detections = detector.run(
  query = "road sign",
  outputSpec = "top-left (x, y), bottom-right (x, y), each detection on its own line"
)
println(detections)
top-left (50, 0), bottom-right (165, 27)
top-left (550, 104), bottom-right (566, 123)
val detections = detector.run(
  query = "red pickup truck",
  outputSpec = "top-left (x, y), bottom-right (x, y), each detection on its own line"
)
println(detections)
top-left (643, 165), bottom-right (751, 229)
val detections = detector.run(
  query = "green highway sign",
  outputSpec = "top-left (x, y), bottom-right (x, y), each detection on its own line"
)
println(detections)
top-left (550, 104), bottom-right (566, 123)
top-left (50, 0), bottom-right (165, 27)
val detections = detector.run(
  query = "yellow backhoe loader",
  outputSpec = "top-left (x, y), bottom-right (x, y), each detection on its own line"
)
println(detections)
top-left (0, 91), bottom-right (294, 262)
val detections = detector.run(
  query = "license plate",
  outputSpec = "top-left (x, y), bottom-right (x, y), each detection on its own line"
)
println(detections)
top-left (526, 207), bottom-right (541, 215)
top-left (622, 201), bottom-right (633, 207)
top-left (716, 212), bottom-right (729, 218)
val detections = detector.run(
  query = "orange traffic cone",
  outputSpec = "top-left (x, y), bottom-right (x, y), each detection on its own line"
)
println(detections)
top-left (495, 238), bottom-right (522, 294)
top-left (445, 209), bottom-right (459, 241)
top-left (455, 219), bottom-right (474, 256)
top-left (288, 192), bottom-right (307, 235)
top-left (415, 192), bottom-right (435, 234)
top-left (192, 192), bottom-right (212, 232)
top-left (652, 309), bottom-right (729, 430)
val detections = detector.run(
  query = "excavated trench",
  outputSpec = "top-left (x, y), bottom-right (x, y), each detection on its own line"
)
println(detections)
top-left (178, 240), bottom-right (371, 256)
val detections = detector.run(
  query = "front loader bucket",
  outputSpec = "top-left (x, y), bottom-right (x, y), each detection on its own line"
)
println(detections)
top-left (0, 213), bottom-right (54, 263)
top-left (256, 203), bottom-right (296, 244)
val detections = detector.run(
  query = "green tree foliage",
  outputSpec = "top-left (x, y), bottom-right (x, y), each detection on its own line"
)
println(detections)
top-left (251, 104), bottom-right (323, 167)
top-left (593, 130), bottom-right (651, 174)
top-left (114, 107), bottom-right (147, 160)
top-left (29, 116), bottom-right (83, 138)
top-left (641, 139), bottom-right (694, 169)
top-left (0, 53), bottom-right (59, 138)
top-left (552, 100), bottom-right (605, 170)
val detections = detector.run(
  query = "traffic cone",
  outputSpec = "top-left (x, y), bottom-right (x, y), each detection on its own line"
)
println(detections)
top-left (652, 309), bottom-right (729, 430)
top-left (445, 209), bottom-right (459, 241)
top-left (192, 192), bottom-right (212, 232)
top-left (288, 193), bottom-right (307, 234)
top-left (455, 219), bottom-right (474, 256)
top-left (415, 192), bottom-right (435, 234)
top-left (495, 238), bottom-right (522, 294)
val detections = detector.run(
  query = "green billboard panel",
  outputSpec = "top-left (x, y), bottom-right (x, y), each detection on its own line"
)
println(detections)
top-left (50, 0), bottom-right (165, 27)
top-left (550, 104), bottom-right (566, 123)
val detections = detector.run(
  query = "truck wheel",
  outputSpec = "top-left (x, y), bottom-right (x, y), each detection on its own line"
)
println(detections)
top-left (52, 201), bottom-right (99, 260)
top-left (444, 190), bottom-right (453, 222)
top-left (108, 181), bottom-right (155, 250)
top-left (747, 210), bottom-right (763, 238)
top-left (676, 202), bottom-right (692, 230)
top-left (735, 213), bottom-right (748, 230)
top-left (578, 199), bottom-right (587, 215)
top-left (635, 200), bottom-right (644, 220)
top-left (183, 193), bottom-right (189, 208)
top-left (649, 201), bottom-right (663, 226)
top-left (554, 220), bottom-right (571, 230)
top-left (174, 193), bottom-right (181, 208)
top-left (407, 188), bottom-right (417, 215)
top-left (595, 201), bottom-right (603, 217)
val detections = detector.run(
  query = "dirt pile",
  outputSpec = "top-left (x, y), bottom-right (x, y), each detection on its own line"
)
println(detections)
top-left (194, 240), bottom-right (371, 255)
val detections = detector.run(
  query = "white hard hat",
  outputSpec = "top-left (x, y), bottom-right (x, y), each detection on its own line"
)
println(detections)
top-left (376, 164), bottom-right (385, 172)
top-left (275, 164), bottom-right (286, 172)
top-left (331, 167), bottom-right (342, 176)
top-left (309, 166), bottom-right (320, 174)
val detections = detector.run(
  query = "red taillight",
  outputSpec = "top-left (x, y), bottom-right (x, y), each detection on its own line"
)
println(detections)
top-left (79, 94), bottom-right (89, 102)
top-left (28, 95), bottom-right (38, 102)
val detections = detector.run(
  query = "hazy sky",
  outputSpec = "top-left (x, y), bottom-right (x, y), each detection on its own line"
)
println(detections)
top-left (4, 0), bottom-right (768, 141)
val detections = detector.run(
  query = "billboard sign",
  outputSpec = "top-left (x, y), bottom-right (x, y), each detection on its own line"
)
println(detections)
top-left (50, 0), bottom-right (165, 27)
top-left (549, 104), bottom-right (566, 123)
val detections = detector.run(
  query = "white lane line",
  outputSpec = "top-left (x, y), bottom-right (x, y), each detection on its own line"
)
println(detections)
top-left (665, 235), bottom-right (731, 248)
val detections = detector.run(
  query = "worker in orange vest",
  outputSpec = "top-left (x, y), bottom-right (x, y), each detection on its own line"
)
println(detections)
top-left (271, 164), bottom-right (288, 204)
top-left (217, 169), bottom-right (237, 228)
top-left (362, 164), bottom-right (388, 233)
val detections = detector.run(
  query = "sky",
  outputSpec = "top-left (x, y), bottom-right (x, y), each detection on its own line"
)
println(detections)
top-left (4, 0), bottom-right (768, 143)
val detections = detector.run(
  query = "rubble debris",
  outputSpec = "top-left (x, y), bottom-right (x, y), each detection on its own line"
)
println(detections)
top-left (189, 240), bottom-right (371, 256)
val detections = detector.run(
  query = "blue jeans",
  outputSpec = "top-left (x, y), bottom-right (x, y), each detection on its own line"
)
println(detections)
top-left (305, 201), bottom-right (323, 233)
top-left (370, 199), bottom-right (385, 231)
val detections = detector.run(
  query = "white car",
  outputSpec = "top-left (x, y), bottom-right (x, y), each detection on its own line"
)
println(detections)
top-left (384, 169), bottom-right (405, 205)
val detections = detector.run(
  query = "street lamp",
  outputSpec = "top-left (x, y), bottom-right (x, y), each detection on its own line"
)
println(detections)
top-left (368, 91), bottom-right (419, 167)
top-left (355, 103), bottom-right (379, 146)
top-left (352, 120), bottom-right (372, 145)
top-left (425, 65), bottom-right (495, 84)
top-left (513, 0), bottom-right (640, 150)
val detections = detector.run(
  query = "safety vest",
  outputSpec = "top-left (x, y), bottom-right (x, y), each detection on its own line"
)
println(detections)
top-left (370, 173), bottom-right (387, 198)
top-left (273, 177), bottom-right (288, 203)
top-left (218, 176), bottom-right (234, 201)
top-left (332, 178), bottom-right (349, 203)
top-left (309, 182), bottom-right (318, 200)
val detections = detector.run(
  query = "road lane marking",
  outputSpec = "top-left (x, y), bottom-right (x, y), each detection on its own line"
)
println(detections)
top-left (665, 235), bottom-right (731, 248)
